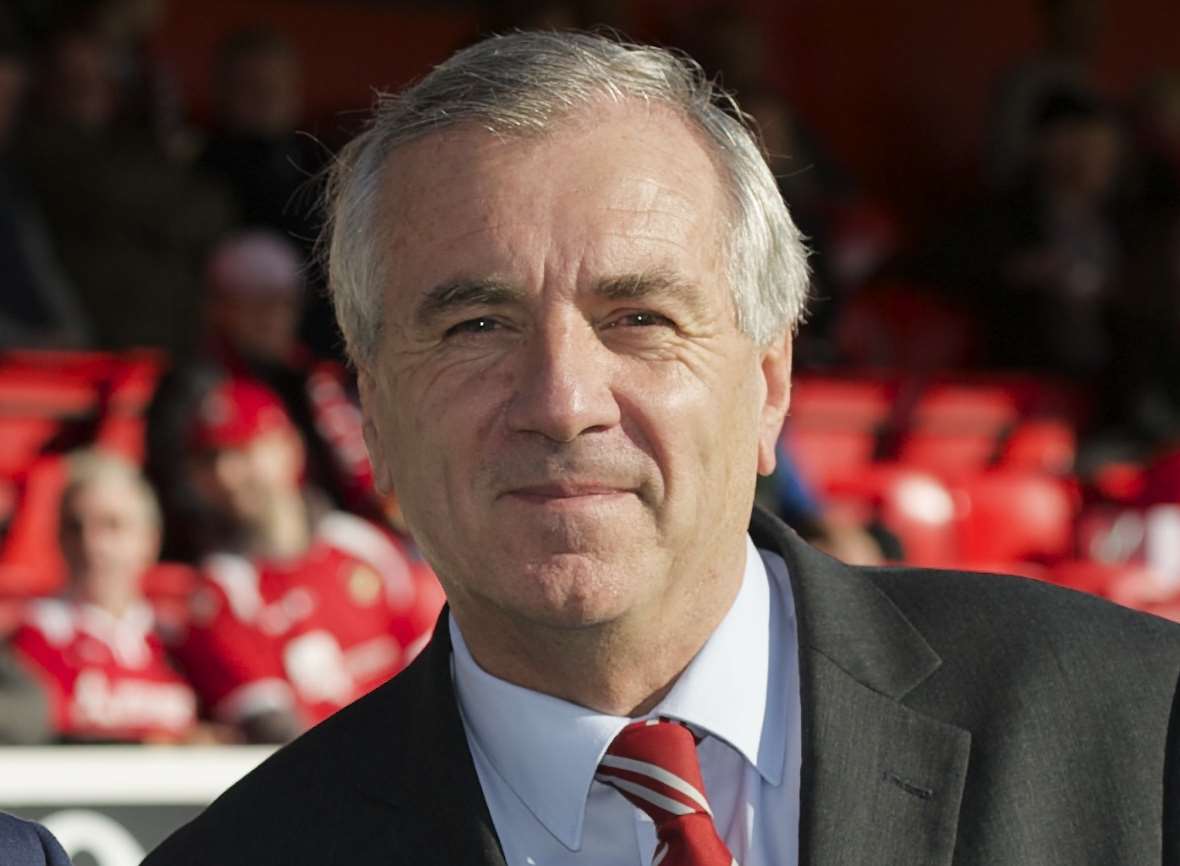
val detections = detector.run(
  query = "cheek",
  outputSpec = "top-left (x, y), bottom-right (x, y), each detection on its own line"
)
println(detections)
top-left (381, 366), bottom-right (509, 503)
top-left (657, 361), bottom-right (761, 498)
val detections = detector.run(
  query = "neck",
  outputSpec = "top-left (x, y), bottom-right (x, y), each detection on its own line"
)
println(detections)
top-left (453, 537), bottom-right (747, 716)
top-left (251, 494), bottom-right (311, 559)
top-left (78, 588), bottom-right (136, 619)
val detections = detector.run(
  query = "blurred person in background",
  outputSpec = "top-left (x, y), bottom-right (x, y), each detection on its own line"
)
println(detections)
top-left (171, 376), bottom-right (440, 742)
top-left (6, 450), bottom-right (204, 743)
top-left (1130, 71), bottom-right (1180, 210)
top-left (0, 7), bottom-right (90, 348)
top-left (146, 231), bottom-right (387, 564)
top-left (925, 88), bottom-right (1124, 378)
top-left (993, 90), bottom-right (1123, 376)
top-left (196, 26), bottom-right (333, 354)
top-left (13, 19), bottom-right (232, 356)
top-left (743, 87), bottom-right (897, 363)
top-left (1111, 200), bottom-right (1180, 448)
top-left (87, 0), bottom-right (187, 157)
top-left (987, 0), bottom-right (1105, 189)
top-left (203, 230), bottom-right (377, 516)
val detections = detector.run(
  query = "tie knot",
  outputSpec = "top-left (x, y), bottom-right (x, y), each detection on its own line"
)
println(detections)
top-left (596, 719), bottom-right (714, 824)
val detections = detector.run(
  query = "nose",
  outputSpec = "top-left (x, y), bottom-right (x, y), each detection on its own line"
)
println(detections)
top-left (505, 317), bottom-right (621, 442)
top-left (213, 449), bottom-right (248, 491)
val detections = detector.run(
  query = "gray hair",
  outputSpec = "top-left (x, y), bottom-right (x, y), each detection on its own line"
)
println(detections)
top-left (324, 30), bottom-right (809, 365)
top-left (59, 450), bottom-right (161, 530)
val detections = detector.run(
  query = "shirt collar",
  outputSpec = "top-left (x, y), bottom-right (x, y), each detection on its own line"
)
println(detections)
top-left (75, 601), bottom-right (155, 668)
top-left (450, 534), bottom-right (780, 851)
top-left (654, 535), bottom-right (783, 786)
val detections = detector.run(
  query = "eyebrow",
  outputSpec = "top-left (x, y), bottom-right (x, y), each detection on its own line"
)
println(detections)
top-left (593, 269), bottom-right (706, 312)
top-left (414, 278), bottom-right (525, 329)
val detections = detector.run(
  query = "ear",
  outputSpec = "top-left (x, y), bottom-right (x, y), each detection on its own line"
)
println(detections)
top-left (357, 366), bottom-right (395, 495)
top-left (755, 333), bottom-right (792, 477)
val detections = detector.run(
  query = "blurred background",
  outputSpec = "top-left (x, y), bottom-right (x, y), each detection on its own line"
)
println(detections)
top-left (1, 0), bottom-right (1180, 859)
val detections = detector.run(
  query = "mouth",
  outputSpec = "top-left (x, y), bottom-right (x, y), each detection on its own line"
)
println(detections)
top-left (501, 483), bottom-right (635, 506)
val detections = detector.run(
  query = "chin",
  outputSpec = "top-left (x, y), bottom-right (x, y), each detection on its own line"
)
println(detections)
top-left (502, 551), bottom-right (638, 630)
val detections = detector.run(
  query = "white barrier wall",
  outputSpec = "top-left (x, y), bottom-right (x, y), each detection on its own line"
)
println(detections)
top-left (0, 746), bottom-right (275, 865)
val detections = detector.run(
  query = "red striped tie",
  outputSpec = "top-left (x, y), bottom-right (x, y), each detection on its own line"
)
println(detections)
top-left (596, 719), bottom-right (738, 866)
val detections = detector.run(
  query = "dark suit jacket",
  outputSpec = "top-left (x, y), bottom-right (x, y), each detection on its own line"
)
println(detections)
top-left (144, 508), bottom-right (1180, 865)
top-left (0, 813), bottom-right (72, 866)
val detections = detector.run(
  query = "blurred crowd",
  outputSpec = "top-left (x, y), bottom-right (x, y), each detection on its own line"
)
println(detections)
top-left (2, 0), bottom-right (1180, 744)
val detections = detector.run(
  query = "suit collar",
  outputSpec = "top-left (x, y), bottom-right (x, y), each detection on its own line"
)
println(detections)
top-left (749, 506), bottom-right (942, 701)
top-left (750, 507), bottom-right (971, 866)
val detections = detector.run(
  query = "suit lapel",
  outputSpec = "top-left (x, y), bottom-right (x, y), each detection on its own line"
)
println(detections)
top-left (752, 509), bottom-right (971, 866)
top-left (337, 613), bottom-right (507, 866)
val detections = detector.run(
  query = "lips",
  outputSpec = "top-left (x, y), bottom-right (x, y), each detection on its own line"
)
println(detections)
top-left (502, 482), bottom-right (633, 500)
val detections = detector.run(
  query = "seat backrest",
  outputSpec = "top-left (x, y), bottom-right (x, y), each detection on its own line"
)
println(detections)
top-left (954, 470), bottom-right (1077, 563)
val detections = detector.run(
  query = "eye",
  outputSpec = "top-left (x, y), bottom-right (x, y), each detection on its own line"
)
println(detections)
top-left (444, 317), bottom-right (503, 338)
top-left (606, 311), bottom-right (674, 329)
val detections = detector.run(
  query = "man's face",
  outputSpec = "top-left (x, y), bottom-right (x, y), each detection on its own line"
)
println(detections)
top-left (189, 429), bottom-right (303, 529)
top-left (209, 292), bottom-right (301, 363)
top-left (359, 104), bottom-right (791, 638)
top-left (60, 478), bottom-right (158, 608)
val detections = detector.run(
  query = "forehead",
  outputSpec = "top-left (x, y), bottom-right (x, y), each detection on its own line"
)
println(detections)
top-left (376, 102), bottom-right (730, 305)
top-left (64, 476), bottom-right (147, 521)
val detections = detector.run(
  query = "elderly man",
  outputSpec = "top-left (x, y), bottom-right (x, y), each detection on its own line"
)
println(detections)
top-left (145, 31), bottom-right (1180, 866)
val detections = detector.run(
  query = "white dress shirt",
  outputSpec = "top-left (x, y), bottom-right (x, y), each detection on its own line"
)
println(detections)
top-left (451, 535), bottom-right (802, 866)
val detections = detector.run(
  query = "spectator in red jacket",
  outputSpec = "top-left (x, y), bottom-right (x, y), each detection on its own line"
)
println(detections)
top-left (7, 450), bottom-right (200, 743)
top-left (172, 377), bottom-right (442, 742)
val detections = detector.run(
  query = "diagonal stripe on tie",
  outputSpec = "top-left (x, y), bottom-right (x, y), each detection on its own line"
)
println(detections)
top-left (598, 719), bottom-right (740, 866)
top-left (598, 754), bottom-right (714, 815)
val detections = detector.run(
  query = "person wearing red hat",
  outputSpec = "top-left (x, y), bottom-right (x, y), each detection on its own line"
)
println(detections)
top-left (172, 376), bottom-right (442, 742)
top-left (204, 229), bottom-right (379, 521)
top-left (145, 230), bottom-right (394, 566)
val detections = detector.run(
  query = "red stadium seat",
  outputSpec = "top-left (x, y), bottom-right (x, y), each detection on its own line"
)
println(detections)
top-left (1090, 461), bottom-right (1147, 505)
top-left (1142, 448), bottom-right (1180, 506)
top-left (0, 416), bottom-right (62, 478)
top-left (787, 425), bottom-right (878, 489)
top-left (897, 428), bottom-right (999, 479)
top-left (910, 383), bottom-right (1020, 432)
top-left (789, 375), bottom-right (897, 430)
top-left (0, 372), bottom-right (95, 416)
top-left (953, 470), bottom-right (1078, 564)
top-left (999, 418), bottom-right (1077, 475)
top-left (0, 456), bottom-right (69, 597)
